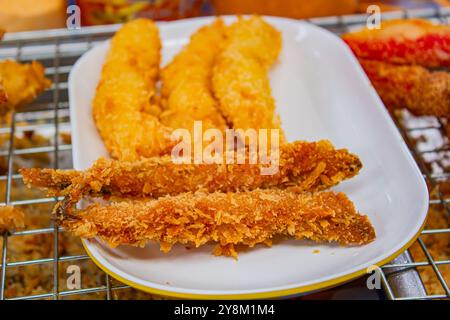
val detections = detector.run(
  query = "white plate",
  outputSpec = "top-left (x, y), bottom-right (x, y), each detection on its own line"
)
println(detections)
top-left (68, 16), bottom-right (428, 299)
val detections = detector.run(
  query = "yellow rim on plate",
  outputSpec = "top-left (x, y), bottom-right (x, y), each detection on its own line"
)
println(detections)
top-left (81, 217), bottom-right (427, 299)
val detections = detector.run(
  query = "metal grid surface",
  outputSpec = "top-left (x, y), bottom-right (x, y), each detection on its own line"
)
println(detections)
top-left (0, 8), bottom-right (449, 300)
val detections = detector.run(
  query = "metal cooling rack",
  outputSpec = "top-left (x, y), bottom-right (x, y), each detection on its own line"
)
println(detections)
top-left (0, 7), bottom-right (449, 300)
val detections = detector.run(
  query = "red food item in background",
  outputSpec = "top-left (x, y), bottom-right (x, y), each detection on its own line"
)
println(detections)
top-left (342, 19), bottom-right (450, 68)
top-left (77, 0), bottom-right (204, 25)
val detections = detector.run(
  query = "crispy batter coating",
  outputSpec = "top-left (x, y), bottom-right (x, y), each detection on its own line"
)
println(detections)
top-left (21, 140), bottom-right (362, 201)
top-left (63, 189), bottom-right (376, 258)
top-left (160, 19), bottom-right (227, 132)
top-left (360, 59), bottom-right (450, 118)
top-left (93, 19), bottom-right (173, 161)
top-left (0, 206), bottom-right (25, 233)
top-left (342, 19), bottom-right (450, 68)
top-left (0, 60), bottom-right (51, 116)
top-left (212, 16), bottom-right (284, 136)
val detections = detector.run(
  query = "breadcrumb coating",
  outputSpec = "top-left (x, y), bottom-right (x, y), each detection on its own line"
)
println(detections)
top-left (212, 16), bottom-right (284, 137)
top-left (360, 59), bottom-right (449, 118)
top-left (21, 140), bottom-right (362, 201)
top-left (63, 189), bottom-right (376, 258)
top-left (93, 19), bottom-right (173, 161)
top-left (160, 19), bottom-right (227, 132)
top-left (0, 60), bottom-right (51, 116)
top-left (342, 19), bottom-right (450, 68)
top-left (0, 206), bottom-right (25, 233)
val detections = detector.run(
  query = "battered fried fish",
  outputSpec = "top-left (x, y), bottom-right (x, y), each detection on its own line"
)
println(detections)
top-left (0, 60), bottom-right (51, 116)
top-left (361, 59), bottom-right (450, 117)
top-left (212, 16), bottom-right (284, 137)
top-left (21, 140), bottom-right (362, 201)
top-left (160, 19), bottom-right (227, 132)
top-left (62, 189), bottom-right (376, 258)
top-left (93, 19), bottom-right (173, 161)
top-left (342, 19), bottom-right (450, 68)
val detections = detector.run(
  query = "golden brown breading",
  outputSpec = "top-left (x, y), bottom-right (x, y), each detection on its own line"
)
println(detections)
top-left (360, 59), bottom-right (450, 118)
top-left (0, 206), bottom-right (25, 233)
top-left (63, 189), bottom-right (376, 258)
top-left (93, 19), bottom-right (173, 161)
top-left (20, 140), bottom-right (362, 200)
top-left (0, 60), bottom-right (51, 116)
top-left (160, 19), bottom-right (227, 132)
top-left (342, 19), bottom-right (450, 68)
top-left (212, 16), bottom-right (284, 137)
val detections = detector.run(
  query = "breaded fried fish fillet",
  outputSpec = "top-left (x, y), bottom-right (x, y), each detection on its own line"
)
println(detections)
top-left (0, 60), bottom-right (51, 116)
top-left (212, 16), bottom-right (284, 137)
top-left (361, 59), bottom-right (450, 118)
top-left (160, 19), bottom-right (227, 132)
top-left (62, 189), bottom-right (375, 258)
top-left (21, 140), bottom-right (362, 201)
top-left (93, 19), bottom-right (173, 161)
top-left (342, 19), bottom-right (450, 68)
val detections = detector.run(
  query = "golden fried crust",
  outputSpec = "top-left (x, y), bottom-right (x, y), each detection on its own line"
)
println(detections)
top-left (342, 19), bottom-right (450, 68)
top-left (0, 206), bottom-right (25, 233)
top-left (93, 19), bottom-right (173, 161)
top-left (360, 59), bottom-right (450, 118)
top-left (160, 19), bottom-right (227, 132)
top-left (64, 189), bottom-right (376, 257)
top-left (212, 16), bottom-right (284, 136)
top-left (0, 60), bottom-right (51, 115)
top-left (20, 140), bottom-right (362, 199)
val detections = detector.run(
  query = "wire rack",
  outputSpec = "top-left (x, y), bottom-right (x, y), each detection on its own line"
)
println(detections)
top-left (0, 7), bottom-right (449, 300)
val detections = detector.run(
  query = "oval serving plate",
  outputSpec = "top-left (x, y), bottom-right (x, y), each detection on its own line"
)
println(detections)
top-left (68, 16), bottom-right (428, 299)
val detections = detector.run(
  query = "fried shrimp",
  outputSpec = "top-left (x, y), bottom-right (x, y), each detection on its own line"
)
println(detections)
top-left (0, 60), bottom-right (51, 116)
top-left (21, 140), bottom-right (362, 201)
top-left (160, 19), bottom-right (227, 132)
top-left (342, 19), bottom-right (450, 68)
top-left (93, 19), bottom-right (173, 161)
top-left (212, 16), bottom-right (284, 136)
top-left (360, 59), bottom-right (450, 117)
top-left (62, 189), bottom-right (376, 258)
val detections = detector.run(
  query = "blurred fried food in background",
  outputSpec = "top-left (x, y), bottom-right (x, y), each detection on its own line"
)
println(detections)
top-left (211, 0), bottom-right (359, 19)
top-left (359, 60), bottom-right (450, 118)
top-left (0, 206), bottom-right (25, 233)
top-left (0, 60), bottom-right (51, 116)
top-left (0, 0), bottom-right (66, 32)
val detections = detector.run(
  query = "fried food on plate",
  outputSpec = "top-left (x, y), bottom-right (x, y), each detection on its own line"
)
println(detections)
top-left (342, 19), bottom-right (450, 68)
top-left (360, 59), bottom-right (450, 117)
top-left (212, 16), bottom-right (284, 137)
top-left (93, 19), bottom-right (173, 161)
top-left (160, 19), bottom-right (227, 132)
top-left (62, 189), bottom-right (376, 258)
top-left (0, 60), bottom-right (51, 116)
top-left (21, 140), bottom-right (362, 200)
top-left (0, 206), bottom-right (25, 233)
